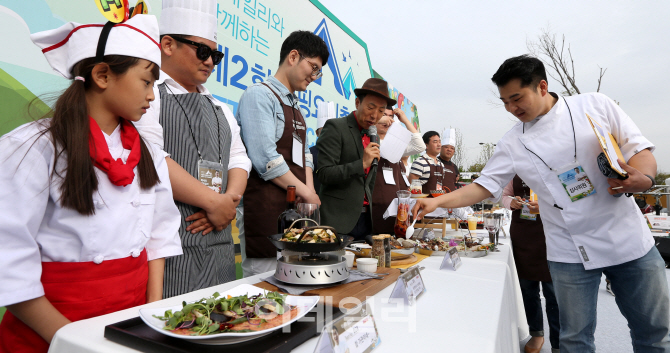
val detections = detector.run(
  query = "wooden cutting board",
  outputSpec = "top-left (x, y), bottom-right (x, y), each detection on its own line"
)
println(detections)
top-left (391, 254), bottom-right (418, 266)
top-left (254, 268), bottom-right (401, 309)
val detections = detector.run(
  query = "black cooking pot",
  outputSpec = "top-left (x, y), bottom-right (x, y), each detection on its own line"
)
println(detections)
top-left (268, 218), bottom-right (354, 253)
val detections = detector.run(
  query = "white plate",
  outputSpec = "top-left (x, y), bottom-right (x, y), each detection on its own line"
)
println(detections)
top-left (139, 284), bottom-right (319, 345)
top-left (391, 247), bottom-right (415, 255)
top-left (410, 194), bottom-right (428, 199)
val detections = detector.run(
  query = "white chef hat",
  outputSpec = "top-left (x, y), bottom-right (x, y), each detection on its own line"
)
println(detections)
top-left (30, 15), bottom-right (161, 79)
top-left (441, 128), bottom-right (456, 146)
top-left (160, 0), bottom-right (218, 42)
top-left (317, 101), bottom-right (336, 129)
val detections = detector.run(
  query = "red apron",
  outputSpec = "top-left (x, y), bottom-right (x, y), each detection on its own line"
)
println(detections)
top-left (0, 250), bottom-right (149, 353)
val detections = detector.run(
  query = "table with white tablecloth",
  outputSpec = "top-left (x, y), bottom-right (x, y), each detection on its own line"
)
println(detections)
top-left (49, 236), bottom-right (528, 353)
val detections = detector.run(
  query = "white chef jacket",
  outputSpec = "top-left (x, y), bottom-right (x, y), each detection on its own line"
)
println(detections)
top-left (135, 70), bottom-right (252, 175)
top-left (0, 121), bottom-right (183, 307)
top-left (475, 93), bottom-right (655, 269)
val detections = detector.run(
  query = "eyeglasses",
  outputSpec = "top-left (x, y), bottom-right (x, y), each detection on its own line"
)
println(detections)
top-left (172, 36), bottom-right (225, 65)
top-left (300, 55), bottom-right (323, 79)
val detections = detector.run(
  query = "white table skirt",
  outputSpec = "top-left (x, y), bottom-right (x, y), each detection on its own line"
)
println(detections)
top-left (49, 233), bottom-right (528, 353)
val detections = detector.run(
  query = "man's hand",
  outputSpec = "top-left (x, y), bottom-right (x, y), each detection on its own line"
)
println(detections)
top-left (393, 108), bottom-right (418, 133)
top-left (411, 197), bottom-right (441, 220)
top-left (362, 142), bottom-right (380, 169)
top-left (509, 196), bottom-right (524, 210)
top-left (185, 210), bottom-right (215, 235)
top-left (197, 193), bottom-right (242, 233)
top-left (607, 159), bottom-right (654, 195)
top-left (298, 191), bottom-right (321, 205)
top-left (393, 108), bottom-right (409, 124)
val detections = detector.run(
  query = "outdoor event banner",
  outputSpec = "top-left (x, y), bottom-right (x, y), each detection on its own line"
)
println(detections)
top-left (0, 0), bottom-right (379, 147)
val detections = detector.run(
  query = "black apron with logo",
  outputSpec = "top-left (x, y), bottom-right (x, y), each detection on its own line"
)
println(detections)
top-left (158, 83), bottom-right (234, 298)
top-left (420, 156), bottom-right (444, 194)
top-left (243, 83), bottom-right (307, 258)
top-left (372, 157), bottom-right (406, 235)
top-left (510, 175), bottom-right (552, 282)
top-left (441, 160), bottom-right (459, 192)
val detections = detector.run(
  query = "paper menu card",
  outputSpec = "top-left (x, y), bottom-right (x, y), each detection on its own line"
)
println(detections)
top-left (586, 113), bottom-right (627, 178)
top-left (379, 122), bottom-right (412, 163)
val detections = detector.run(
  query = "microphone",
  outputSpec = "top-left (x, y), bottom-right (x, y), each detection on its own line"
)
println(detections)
top-left (368, 125), bottom-right (379, 167)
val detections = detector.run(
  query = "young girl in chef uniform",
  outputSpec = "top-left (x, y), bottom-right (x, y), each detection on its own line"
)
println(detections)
top-left (0, 15), bottom-right (182, 353)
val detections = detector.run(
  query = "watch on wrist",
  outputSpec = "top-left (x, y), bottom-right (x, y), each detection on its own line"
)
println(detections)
top-left (644, 174), bottom-right (656, 191)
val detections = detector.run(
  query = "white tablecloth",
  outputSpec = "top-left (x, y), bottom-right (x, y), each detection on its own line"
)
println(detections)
top-left (49, 235), bottom-right (528, 353)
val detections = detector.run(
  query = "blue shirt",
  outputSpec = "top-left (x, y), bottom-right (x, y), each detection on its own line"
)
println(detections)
top-left (235, 77), bottom-right (314, 181)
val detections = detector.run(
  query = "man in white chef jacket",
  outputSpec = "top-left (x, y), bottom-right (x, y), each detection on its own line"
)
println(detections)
top-left (413, 55), bottom-right (669, 352)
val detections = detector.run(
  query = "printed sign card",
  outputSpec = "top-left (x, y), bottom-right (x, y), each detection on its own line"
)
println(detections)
top-left (389, 265), bottom-right (426, 305)
top-left (314, 304), bottom-right (381, 353)
top-left (440, 247), bottom-right (462, 271)
top-left (646, 214), bottom-right (670, 230)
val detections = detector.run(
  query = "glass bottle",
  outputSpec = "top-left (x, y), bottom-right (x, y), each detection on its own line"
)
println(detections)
top-left (278, 186), bottom-right (301, 233)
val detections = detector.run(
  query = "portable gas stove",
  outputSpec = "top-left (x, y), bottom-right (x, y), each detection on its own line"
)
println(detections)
top-left (267, 219), bottom-right (354, 285)
top-left (274, 252), bottom-right (349, 285)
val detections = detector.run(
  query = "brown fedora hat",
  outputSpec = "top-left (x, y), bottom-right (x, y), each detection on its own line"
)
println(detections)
top-left (353, 78), bottom-right (397, 106)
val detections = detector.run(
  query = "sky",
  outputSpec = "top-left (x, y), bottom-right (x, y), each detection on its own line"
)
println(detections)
top-left (318, 0), bottom-right (670, 172)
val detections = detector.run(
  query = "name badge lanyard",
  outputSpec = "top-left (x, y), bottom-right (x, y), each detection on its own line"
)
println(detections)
top-left (287, 93), bottom-right (306, 167)
top-left (166, 85), bottom-right (223, 165)
top-left (521, 97), bottom-right (577, 209)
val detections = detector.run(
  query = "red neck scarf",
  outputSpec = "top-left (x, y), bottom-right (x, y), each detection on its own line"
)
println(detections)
top-left (88, 117), bottom-right (141, 187)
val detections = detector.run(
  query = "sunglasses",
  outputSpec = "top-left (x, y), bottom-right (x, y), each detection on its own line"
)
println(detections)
top-left (172, 36), bottom-right (225, 65)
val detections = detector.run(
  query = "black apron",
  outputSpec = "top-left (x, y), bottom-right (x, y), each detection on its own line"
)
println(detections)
top-left (371, 157), bottom-right (407, 235)
top-left (420, 156), bottom-right (444, 194)
top-left (509, 175), bottom-right (552, 282)
top-left (243, 83), bottom-right (307, 258)
top-left (440, 159), bottom-right (459, 192)
top-left (158, 83), bottom-right (235, 298)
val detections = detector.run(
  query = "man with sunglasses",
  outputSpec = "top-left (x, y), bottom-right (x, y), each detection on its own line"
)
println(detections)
top-left (134, 0), bottom-right (251, 297)
top-left (235, 31), bottom-right (329, 277)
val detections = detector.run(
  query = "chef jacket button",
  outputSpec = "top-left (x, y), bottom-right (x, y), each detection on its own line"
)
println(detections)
top-left (132, 200), bottom-right (140, 207)
top-left (131, 250), bottom-right (141, 257)
top-left (94, 200), bottom-right (104, 209)
top-left (93, 255), bottom-right (104, 264)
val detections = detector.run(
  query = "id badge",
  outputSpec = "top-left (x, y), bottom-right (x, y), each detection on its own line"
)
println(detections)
top-left (556, 161), bottom-right (596, 202)
top-left (198, 159), bottom-right (225, 194)
top-left (402, 173), bottom-right (410, 187)
top-left (291, 133), bottom-right (304, 168)
top-left (520, 205), bottom-right (537, 221)
top-left (382, 167), bottom-right (396, 185)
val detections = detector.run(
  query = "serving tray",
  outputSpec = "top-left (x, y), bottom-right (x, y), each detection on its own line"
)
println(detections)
top-left (105, 311), bottom-right (331, 353)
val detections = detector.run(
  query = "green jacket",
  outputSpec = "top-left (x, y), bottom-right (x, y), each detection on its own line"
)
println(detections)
top-left (316, 112), bottom-right (377, 234)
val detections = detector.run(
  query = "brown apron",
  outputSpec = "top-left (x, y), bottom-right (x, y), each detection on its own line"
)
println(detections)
top-left (441, 160), bottom-right (459, 192)
top-left (243, 83), bottom-right (307, 258)
top-left (420, 156), bottom-right (444, 194)
top-left (371, 157), bottom-right (406, 235)
top-left (509, 175), bottom-right (552, 282)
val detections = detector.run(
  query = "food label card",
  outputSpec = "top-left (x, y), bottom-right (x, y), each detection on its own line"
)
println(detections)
top-left (646, 215), bottom-right (670, 230)
top-left (314, 304), bottom-right (381, 353)
top-left (389, 265), bottom-right (426, 305)
top-left (440, 247), bottom-right (462, 271)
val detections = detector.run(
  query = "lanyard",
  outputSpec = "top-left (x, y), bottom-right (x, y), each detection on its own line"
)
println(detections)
top-left (165, 84), bottom-right (222, 164)
top-left (522, 97), bottom-right (577, 171)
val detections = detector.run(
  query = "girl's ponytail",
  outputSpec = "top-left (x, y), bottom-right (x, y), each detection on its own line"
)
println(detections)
top-left (50, 66), bottom-right (98, 215)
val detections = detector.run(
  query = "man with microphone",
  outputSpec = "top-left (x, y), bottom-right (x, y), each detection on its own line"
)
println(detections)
top-left (317, 78), bottom-right (396, 241)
